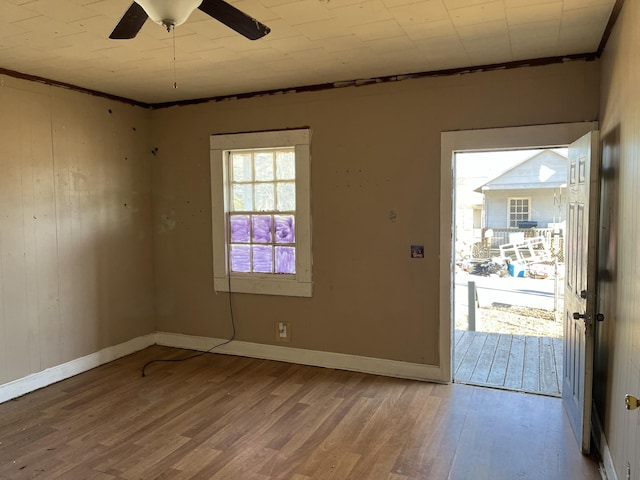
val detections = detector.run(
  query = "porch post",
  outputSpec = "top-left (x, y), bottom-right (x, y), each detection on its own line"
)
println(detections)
top-left (468, 280), bottom-right (476, 331)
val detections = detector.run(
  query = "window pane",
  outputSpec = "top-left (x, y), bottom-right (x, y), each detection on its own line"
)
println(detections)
top-left (276, 151), bottom-right (295, 180)
top-left (233, 184), bottom-right (253, 211)
top-left (255, 183), bottom-right (275, 211)
top-left (275, 215), bottom-right (295, 243)
top-left (230, 245), bottom-right (251, 272)
top-left (252, 245), bottom-right (273, 273)
top-left (277, 182), bottom-right (295, 211)
top-left (252, 215), bottom-right (272, 243)
top-left (275, 246), bottom-right (296, 274)
top-left (231, 153), bottom-right (252, 182)
top-left (230, 215), bottom-right (250, 243)
top-left (255, 152), bottom-right (274, 181)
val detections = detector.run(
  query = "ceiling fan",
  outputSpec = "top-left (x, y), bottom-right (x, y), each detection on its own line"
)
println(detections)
top-left (109, 0), bottom-right (270, 40)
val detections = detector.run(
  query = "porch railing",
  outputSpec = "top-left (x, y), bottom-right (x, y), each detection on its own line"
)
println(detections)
top-left (472, 228), bottom-right (564, 261)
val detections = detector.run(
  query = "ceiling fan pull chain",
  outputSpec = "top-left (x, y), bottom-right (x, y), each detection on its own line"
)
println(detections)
top-left (172, 25), bottom-right (177, 89)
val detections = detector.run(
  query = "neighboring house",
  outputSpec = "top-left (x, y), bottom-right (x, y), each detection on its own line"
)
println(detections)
top-left (475, 150), bottom-right (567, 232)
top-left (455, 176), bottom-right (484, 251)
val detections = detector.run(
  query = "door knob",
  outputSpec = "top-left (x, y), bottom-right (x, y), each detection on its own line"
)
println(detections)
top-left (573, 312), bottom-right (585, 320)
top-left (625, 394), bottom-right (639, 410)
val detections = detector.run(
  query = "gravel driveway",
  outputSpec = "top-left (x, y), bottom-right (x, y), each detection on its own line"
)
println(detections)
top-left (454, 270), bottom-right (564, 337)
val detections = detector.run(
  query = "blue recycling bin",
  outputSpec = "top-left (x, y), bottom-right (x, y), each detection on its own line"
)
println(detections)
top-left (508, 263), bottom-right (526, 277)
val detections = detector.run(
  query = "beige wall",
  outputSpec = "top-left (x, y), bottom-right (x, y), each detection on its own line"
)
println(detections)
top-left (4, 17), bottom-right (637, 475)
top-left (0, 76), bottom-right (155, 384)
top-left (2, 11), bottom-right (638, 474)
top-left (151, 60), bottom-right (599, 366)
top-left (598, 0), bottom-right (640, 476)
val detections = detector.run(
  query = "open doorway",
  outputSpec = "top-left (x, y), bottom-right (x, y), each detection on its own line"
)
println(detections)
top-left (452, 148), bottom-right (567, 396)
top-left (440, 123), bottom-right (600, 452)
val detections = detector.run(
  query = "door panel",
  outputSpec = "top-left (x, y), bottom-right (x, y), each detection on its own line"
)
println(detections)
top-left (562, 131), bottom-right (600, 454)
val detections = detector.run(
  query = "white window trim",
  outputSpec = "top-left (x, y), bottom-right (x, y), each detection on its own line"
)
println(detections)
top-left (507, 196), bottom-right (532, 227)
top-left (210, 129), bottom-right (312, 297)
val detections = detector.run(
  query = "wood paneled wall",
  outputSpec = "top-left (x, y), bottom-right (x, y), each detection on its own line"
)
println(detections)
top-left (599, 0), bottom-right (640, 477)
top-left (0, 77), bottom-right (155, 384)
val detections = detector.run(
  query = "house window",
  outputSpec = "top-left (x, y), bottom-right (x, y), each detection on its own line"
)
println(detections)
top-left (210, 129), bottom-right (312, 297)
top-left (508, 197), bottom-right (530, 227)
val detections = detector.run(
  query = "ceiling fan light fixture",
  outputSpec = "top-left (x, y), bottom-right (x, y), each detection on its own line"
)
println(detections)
top-left (109, 0), bottom-right (270, 40)
top-left (136, 0), bottom-right (202, 28)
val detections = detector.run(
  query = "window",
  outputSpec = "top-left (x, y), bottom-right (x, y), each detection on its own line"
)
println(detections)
top-left (210, 129), bottom-right (312, 297)
top-left (508, 197), bottom-right (530, 227)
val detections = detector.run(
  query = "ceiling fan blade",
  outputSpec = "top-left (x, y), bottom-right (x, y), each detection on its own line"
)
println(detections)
top-left (109, 2), bottom-right (149, 39)
top-left (198, 0), bottom-right (270, 40)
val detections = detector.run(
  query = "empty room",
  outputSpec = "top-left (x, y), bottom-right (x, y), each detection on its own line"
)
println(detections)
top-left (0, 0), bottom-right (639, 478)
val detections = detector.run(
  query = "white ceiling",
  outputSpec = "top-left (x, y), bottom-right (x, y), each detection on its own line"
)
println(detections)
top-left (0, 0), bottom-right (617, 104)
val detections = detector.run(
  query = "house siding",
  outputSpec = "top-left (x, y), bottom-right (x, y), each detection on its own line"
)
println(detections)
top-left (484, 188), bottom-right (565, 229)
top-left (481, 150), bottom-right (567, 190)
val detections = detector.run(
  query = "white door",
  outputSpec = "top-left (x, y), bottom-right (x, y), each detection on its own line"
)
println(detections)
top-left (562, 131), bottom-right (600, 453)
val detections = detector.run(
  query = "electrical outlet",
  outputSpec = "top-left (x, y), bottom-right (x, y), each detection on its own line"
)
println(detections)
top-left (275, 321), bottom-right (291, 343)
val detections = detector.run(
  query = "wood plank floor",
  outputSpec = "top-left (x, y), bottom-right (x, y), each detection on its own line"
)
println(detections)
top-left (454, 330), bottom-right (563, 397)
top-left (0, 346), bottom-right (601, 480)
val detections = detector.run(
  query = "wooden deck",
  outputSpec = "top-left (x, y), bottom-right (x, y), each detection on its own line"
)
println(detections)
top-left (454, 330), bottom-right (563, 397)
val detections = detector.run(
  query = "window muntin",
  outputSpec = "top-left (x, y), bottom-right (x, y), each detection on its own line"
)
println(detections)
top-left (228, 148), bottom-right (297, 275)
top-left (508, 197), bottom-right (530, 227)
top-left (210, 129), bottom-right (312, 297)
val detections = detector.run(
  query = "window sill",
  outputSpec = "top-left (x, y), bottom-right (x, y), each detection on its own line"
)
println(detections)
top-left (214, 276), bottom-right (312, 297)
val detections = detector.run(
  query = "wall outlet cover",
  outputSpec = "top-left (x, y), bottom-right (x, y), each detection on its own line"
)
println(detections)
top-left (275, 322), bottom-right (291, 343)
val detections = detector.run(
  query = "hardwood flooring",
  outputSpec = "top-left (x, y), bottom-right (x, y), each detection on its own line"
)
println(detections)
top-left (454, 330), bottom-right (563, 396)
top-left (0, 346), bottom-right (601, 479)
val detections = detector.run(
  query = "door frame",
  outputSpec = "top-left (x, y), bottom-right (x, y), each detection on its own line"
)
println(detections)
top-left (438, 122), bottom-right (598, 383)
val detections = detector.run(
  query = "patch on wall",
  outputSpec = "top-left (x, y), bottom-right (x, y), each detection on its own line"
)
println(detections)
top-left (158, 211), bottom-right (176, 233)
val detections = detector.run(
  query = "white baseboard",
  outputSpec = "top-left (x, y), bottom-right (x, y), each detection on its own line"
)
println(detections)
top-left (600, 443), bottom-right (617, 480)
top-left (155, 331), bottom-right (444, 382)
top-left (0, 334), bottom-right (156, 404)
top-left (0, 331), bottom-right (443, 406)
top-left (592, 406), bottom-right (616, 480)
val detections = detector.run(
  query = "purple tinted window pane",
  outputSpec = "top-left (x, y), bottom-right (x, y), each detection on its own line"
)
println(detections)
top-left (252, 245), bottom-right (273, 273)
top-left (252, 215), bottom-right (272, 243)
top-left (230, 245), bottom-right (251, 272)
top-left (275, 246), bottom-right (296, 274)
top-left (230, 215), bottom-right (250, 243)
top-left (275, 215), bottom-right (295, 244)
